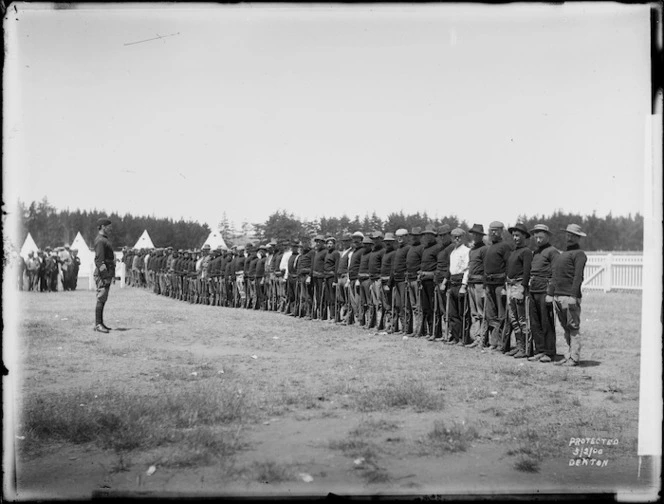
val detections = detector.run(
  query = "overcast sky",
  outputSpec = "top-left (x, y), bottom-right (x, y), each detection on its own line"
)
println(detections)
top-left (4, 2), bottom-right (652, 234)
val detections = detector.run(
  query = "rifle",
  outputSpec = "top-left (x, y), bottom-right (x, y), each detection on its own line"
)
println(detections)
top-left (389, 281), bottom-right (395, 333)
top-left (295, 279), bottom-right (301, 317)
top-left (525, 294), bottom-right (533, 357)
top-left (334, 280), bottom-right (341, 323)
top-left (444, 288), bottom-right (451, 342)
top-left (319, 279), bottom-right (326, 320)
top-left (432, 285), bottom-right (439, 339)
top-left (461, 288), bottom-right (468, 344)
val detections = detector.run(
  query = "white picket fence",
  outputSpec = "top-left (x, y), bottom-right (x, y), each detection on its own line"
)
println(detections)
top-left (583, 252), bottom-right (643, 292)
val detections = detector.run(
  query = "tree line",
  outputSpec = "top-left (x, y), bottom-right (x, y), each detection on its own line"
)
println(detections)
top-left (14, 199), bottom-right (643, 253)
top-left (16, 198), bottom-right (210, 251)
top-left (249, 209), bottom-right (643, 252)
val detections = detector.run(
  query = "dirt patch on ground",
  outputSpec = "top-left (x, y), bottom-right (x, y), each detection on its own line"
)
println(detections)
top-left (7, 289), bottom-right (658, 499)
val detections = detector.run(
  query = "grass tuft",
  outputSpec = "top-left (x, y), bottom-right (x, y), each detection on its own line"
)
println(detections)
top-left (514, 456), bottom-right (540, 473)
top-left (251, 461), bottom-right (294, 483)
top-left (420, 420), bottom-right (479, 454)
top-left (354, 379), bottom-right (443, 412)
top-left (21, 383), bottom-right (251, 454)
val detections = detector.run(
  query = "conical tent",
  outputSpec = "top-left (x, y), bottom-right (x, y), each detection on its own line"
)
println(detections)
top-left (202, 229), bottom-right (228, 250)
top-left (71, 232), bottom-right (95, 277)
top-left (20, 233), bottom-right (39, 259)
top-left (133, 230), bottom-right (155, 249)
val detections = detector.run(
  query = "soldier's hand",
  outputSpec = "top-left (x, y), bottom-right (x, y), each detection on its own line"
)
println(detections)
top-left (383, 284), bottom-right (390, 292)
top-left (355, 280), bottom-right (360, 288)
top-left (459, 285), bottom-right (467, 296)
top-left (545, 295), bottom-right (553, 304)
top-left (306, 276), bottom-right (311, 284)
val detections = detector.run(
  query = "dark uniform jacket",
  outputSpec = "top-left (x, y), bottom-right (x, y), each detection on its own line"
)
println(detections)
top-left (551, 244), bottom-right (587, 298)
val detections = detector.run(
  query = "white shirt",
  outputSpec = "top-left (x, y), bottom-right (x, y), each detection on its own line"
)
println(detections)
top-left (449, 243), bottom-right (470, 285)
top-left (279, 250), bottom-right (292, 279)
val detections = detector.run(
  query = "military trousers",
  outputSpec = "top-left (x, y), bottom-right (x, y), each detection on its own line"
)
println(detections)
top-left (554, 295), bottom-right (582, 363)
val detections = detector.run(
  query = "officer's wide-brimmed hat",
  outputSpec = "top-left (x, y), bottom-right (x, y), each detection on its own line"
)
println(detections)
top-left (395, 228), bottom-right (409, 237)
top-left (437, 224), bottom-right (451, 236)
top-left (468, 223), bottom-right (486, 235)
top-left (351, 231), bottom-right (364, 239)
top-left (202, 244), bottom-right (211, 250)
top-left (97, 217), bottom-right (112, 226)
top-left (325, 236), bottom-right (336, 243)
top-left (64, 243), bottom-right (70, 249)
top-left (423, 224), bottom-right (437, 235)
top-left (451, 227), bottom-right (466, 237)
top-left (370, 231), bottom-right (384, 239)
top-left (410, 226), bottom-right (422, 236)
top-left (530, 224), bottom-right (552, 235)
top-left (362, 236), bottom-right (374, 244)
top-left (341, 234), bottom-right (352, 241)
top-left (314, 234), bottom-right (325, 242)
top-left (508, 223), bottom-right (530, 238)
top-left (489, 221), bottom-right (505, 229)
top-left (236, 245), bottom-right (245, 252)
top-left (384, 232), bottom-right (396, 241)
top-left (562, 223), bottom-right (587, 237)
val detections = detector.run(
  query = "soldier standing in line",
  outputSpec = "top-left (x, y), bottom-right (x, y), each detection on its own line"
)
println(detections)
top-left (26, 251), bottom-right (40, 291)
top-left (70, 248), bottom-right (81, 290)
top-left (245, 244), bottom-right (258, 309)
top-left (405, 227), bottom-right (424, 336)
top-left (504, 223), bottom-right (533, 358)
top-left (553, 224), bottom-right (588, 367)
top-left (379, 232), bottom-right (396, 332)
top-left (357, 236), bottom-right (374, 328)
top-left (45, 248), bottom-right (61, 292)
top-left (277, 240), bottom-right (292, 313)
top-left (297, 239), bottom-right (315, 318)
top-left (346, 232), bottom-right (365, 325)
top-left (432, 225), bottom-right (453, 341)
top-left (367, 231), bottom-right (386, 330)
top-left (465, 224), bottom-right (488, 348)
top-left (527, 224), bottom-right (560, 363)
top-left (444, 228), bottom-right (472, 345)
top-left (419, 225), bottom-right (441, 338)
top-left (312, 235), bottom-right (327, 319)
top-left (93, 218), bottom-right (115, 333)
top-left (255, 245), bottom-right (267, 310)
top-left (335, 235), bottom-right (353, 323)
top-left (286, 241), bottom-right (300, 315)
top-left (323, 236), bottom-right (340, 322)
top-left (483, 222), bottom-right (513, 352)
top-left (391, 229), bottom-right (410, 334)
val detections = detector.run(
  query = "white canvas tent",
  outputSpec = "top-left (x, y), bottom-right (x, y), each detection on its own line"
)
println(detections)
top-left (202, 229), bottom-right (228, 250)
top-left (20, 233), bottom-right (39, 259)
top-left (71, 231), bottom-right (95, 278)
top-left (133, 230), bottom-right (155, 249)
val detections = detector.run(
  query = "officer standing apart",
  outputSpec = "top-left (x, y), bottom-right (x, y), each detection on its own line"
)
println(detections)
top-left (553, 224), bottom-right (588, 367)
top-left (93, 217), bottom-right (115, 333)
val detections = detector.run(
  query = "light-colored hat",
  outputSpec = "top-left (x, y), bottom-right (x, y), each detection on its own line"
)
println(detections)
top-left (362, 236), bottom-right (374, 244)
top-left (384, 232), bottom-right (396, 241)
top-left (351, 231), bottom-right (364, 239)
top-left (562, 223), bottom-right (586, 237)
top-left (395, 228), bottom-right (409, 237)
top-left (437, 224), bottom-right (451, 236)
top-left (530, 224), bottom-right (552, 235)
top-left (451, 228), bottom-right (466, 237)
top-left (489, 221), bottom-right (504, 229)
top-left (423, 224), bottom-right (437, 235)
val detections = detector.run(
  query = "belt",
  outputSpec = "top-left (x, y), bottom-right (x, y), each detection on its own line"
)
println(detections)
top-left (506, 277), bottom-right (523, 285)
top-left (485, 273), bottom-right (506, 283)
top-left (468, 274), bottom-right (483, 284)
top-left (358, 273), bottom-right (370, 279)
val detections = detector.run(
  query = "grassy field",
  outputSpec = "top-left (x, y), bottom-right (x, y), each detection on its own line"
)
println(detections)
top-left (5, 286), bottom-right (655, 498)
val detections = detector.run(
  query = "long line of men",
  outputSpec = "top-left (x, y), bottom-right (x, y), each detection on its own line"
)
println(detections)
top-left (121, 221), bottom-right (587, 366)
top-left (18, 245), bottom-right (82, 292)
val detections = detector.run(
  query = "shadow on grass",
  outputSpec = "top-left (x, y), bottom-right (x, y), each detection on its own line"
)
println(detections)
top-left (112, 328), bottom-right (131, 332)
top-left (579, 360), bottom-right (601, 367)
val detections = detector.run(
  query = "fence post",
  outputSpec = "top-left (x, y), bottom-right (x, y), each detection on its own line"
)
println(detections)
top-left (603, 253), bottom-right (613, 292)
